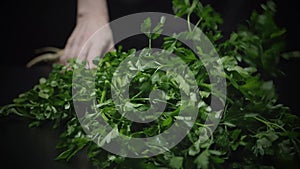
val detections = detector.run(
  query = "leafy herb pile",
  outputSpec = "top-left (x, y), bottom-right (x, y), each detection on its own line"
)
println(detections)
top-left (1, 1), bottom-right (299, 168)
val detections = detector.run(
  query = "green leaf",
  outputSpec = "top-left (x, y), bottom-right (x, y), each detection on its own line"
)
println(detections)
top-left (56, 138), bottom-right (88, 161)
top-left (38, 91), bottom-right (49, 99)
top-left (28, 121), bottom-right (40, 128)
top-left (162, 116), bottom-right (173, 128)
top-left (152, 16), bottom-right (166, 40)
top-left (141, 17), bottom-right (152, 38)
top-left (230, 129), bottom-right (242, 141)
top-left (194, 150), bottom-right (210, 169)
top-left (210, 156), bottom-right (225, 164)
top-left (169, 156), bottom-right (183, 169)
top-left (39, 78), bottom-right (47, 84)
top-left (98, 127), bottom-right (119, 146)
top-left (172, 0), bottom-right (190, 17)
top-left (55, 149), bottom-right (74, 161)
top-left (282, 51), bottom-right (300, 59)
top-left (222, 122), bottom-right (236, 128)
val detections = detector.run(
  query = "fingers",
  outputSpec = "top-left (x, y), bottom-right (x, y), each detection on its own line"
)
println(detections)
top-left (86, 44), bottom-right (102, 69)
top-left (61, 24), bottom-right (87, 64)
top-left (86, 39), bottom-right (115, 69)
top-left (62, 21), bottom-right (115, 69)
top-left (106, 40), bottom-right (116, 52)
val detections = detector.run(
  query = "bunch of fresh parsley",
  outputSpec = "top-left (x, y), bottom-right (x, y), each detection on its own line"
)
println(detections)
top-left (1, 1), bottom-right (299, 168)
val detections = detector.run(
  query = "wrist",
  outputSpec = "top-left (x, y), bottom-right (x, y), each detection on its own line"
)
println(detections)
top-left (77, 13), bottom-right (108, 24)
top-left (77, 0), bottom-right (109, 23)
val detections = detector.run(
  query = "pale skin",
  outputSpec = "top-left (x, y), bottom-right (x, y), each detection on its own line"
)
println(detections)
top-left (60, 0), bottom-right (114, 68)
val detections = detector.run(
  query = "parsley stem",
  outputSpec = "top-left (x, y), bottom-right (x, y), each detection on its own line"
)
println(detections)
top-left (100, 81), bottom-right (109, 103)
top-left (193, 19), bottom-right (202, 31)
top-left (253, 116), bottom-right (286, 132)
top-left (187, 14), bottom-right (192, 32)
top-left (149, 38), bottom-right (152, 49)
top-left (195, 123), bottom-right (214, 145)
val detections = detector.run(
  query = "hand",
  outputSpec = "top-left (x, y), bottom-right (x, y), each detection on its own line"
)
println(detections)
top-left (60, 15), bottom-right (114, 68)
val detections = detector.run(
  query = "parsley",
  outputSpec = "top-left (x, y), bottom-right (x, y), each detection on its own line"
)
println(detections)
top-left (1, 1), bottom-right (299, 168)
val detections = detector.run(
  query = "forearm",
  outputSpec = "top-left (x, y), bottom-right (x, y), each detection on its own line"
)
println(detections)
top-left (77, 0), bottom-right (109, 22)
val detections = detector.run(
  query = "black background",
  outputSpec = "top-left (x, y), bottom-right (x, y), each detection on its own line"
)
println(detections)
top-left (0, 0), bottom-right (299, 168)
